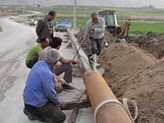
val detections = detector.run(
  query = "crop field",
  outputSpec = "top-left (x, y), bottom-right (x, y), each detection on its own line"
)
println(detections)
top-left (130, 21), bottom-right (164, 33)
top-left (43, 5), bottom-right (164, 33)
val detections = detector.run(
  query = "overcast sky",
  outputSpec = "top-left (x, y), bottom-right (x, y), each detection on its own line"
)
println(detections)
top-left (0, 0), bottom-right (164, 8)
top-left (52, 0), bottom-right (164, 8)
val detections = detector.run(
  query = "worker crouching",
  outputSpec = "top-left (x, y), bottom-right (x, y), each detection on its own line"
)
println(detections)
top-left (23, 49), bottom-right (66, 123)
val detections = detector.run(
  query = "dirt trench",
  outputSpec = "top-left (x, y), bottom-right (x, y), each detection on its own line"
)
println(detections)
top-left (77, 29), bottom-right (164, 123)
top-left (98, 42), bottom-right (164, 123)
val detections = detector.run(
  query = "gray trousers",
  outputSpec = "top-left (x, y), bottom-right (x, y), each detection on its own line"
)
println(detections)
top-left (89, 37), bottom-right (104, 55)
top-left (55, 63), bottom-right (72, 83)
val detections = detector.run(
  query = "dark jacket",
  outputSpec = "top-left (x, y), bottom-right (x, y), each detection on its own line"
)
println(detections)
top-left (36, 16), bottom-right (53, 42)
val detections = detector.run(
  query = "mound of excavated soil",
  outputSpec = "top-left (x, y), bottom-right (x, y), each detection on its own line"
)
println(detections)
top-left (99, 43), bottom-right (164, 123)
top-left (99, 43), bottom-right (157, 96)
top-left (123, 60), bottom-right (164, 123)
top-left (129, 33), bottom-right (164, 59)
top-left (76, 29), bottom-right (91, 56)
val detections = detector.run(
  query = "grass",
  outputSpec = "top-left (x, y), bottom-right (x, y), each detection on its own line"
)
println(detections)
top-left (130, 22), bottom-right (164, 33)
top-left (27, 5), bottom-right (164, 33)
top-left (50, 6), bottom-right (164, 33)
top-left (113, 7), bottom-right (164, 17)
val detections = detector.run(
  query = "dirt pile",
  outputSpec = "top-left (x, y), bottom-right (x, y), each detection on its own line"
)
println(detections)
top-left (99, 43), bottom-right (157, 96)
top-left (129, 32), bottom-right (164, 59)
top-left (76, 29), bottom-right (91, 56)
top-left (99, 43), bottom-right (164, 123)
top-left (123, 60), bottom-right (164, 123)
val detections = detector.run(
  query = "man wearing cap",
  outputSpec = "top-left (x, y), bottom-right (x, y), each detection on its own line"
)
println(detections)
top-left (23, 49), bottom-right (66, 123)
top-left (36, 11), bottom-right (56, 43)
top-left (84, 12), bottom-right (105, 63)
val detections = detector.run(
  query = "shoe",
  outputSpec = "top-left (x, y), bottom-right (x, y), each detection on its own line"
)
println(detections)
top-left (95, 63), bottom-right (101, 68)
top-left (89, 54), bottom-right (97, 63)
top-left (62, 83), bottom-right (74, 90)
top-left (24, 108), bottom-right (37, 121)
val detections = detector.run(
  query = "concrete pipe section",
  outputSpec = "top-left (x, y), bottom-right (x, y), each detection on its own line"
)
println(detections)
top-left (68, 29), bottom-right (133, 123)
top-left (84, 71), bottom-right (132, 123)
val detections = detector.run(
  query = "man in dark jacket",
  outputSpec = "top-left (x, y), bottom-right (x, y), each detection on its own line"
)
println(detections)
top-left (36, 11), bottom-right (56, 43)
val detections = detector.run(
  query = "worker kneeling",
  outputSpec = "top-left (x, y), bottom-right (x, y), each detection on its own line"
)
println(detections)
top-left (23, 49), bottom-right (66, 123)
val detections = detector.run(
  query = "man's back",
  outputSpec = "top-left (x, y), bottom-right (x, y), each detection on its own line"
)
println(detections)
top-left (23, 61), bottom-right (58, 107)
top-left (26, 44), bottom-right (42, 68)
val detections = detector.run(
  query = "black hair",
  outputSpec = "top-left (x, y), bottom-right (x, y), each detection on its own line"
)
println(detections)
top-left (48, 11), bottom-right (56, 16)
top-left (50, 37), bottom-right (62, 49)
top-left (40, 38), bottom-right (47, 43)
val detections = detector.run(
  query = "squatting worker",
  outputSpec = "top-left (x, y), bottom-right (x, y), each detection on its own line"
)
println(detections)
top-left (25, 37), bottom-right (62, 69)
top-left (84, 12), bottom-right (105, 63)
top-left (23, 49), bottom-right (66, 123)
top-left (36, 11), bottom-right (56, 43)
top-left (39, 37), bottom-right (79, 84)
top-left (26, 37), bottom-right (49, 68)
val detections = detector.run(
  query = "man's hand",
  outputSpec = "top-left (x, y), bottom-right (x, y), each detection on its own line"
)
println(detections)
top-left (91, 28), bottom-right (95, 33)
top-left (54, 76), bottom-right (63, 93)
top-left (53, 62), bottom-right (62, 70)
top-left (71, 59), bottom-right (80, 65)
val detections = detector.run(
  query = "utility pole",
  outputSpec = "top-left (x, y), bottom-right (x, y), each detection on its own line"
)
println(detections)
top-left (73, 0), bottom-right (77, 28)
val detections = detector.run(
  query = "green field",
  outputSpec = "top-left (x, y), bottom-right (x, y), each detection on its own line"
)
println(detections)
top-left (50, 6), bottom-right (164, 17)
top-left (39, 5), bottom-right (164, 33)
top-left (130, 22), bottom-right (164, 33)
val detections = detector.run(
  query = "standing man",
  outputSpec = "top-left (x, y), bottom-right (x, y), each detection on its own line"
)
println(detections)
top-left (84, 12), bottom-right (105, 63)
top-left (23, 49), bottom-right (66, 123)
top-left (36, 11), bottom-right (56, 43)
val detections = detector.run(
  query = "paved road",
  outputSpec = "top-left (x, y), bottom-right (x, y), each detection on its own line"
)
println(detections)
top-left (0, 17), bottom-right (36, 123)
top-left (0, 18), bottom-right (94, 123)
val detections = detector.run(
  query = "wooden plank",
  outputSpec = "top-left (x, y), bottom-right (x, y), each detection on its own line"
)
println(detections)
top-left (66, 92), bottom-right (90, 123)
top-left (68, 108), bottom-right (80, 123)
top-left (61, 98), bottom-right (90, 110)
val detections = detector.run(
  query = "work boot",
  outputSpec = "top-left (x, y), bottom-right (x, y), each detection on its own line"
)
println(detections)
top-left (89, 54), bottom-right (96, 64)
top-left (89, 54), bottom-right (101, 68)
top-left (24, 108), bottom-right (37, 121)
top-left (60, 79), bottom-right (74, 90)
top-left (105, 42), bottom-right (109, 47)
